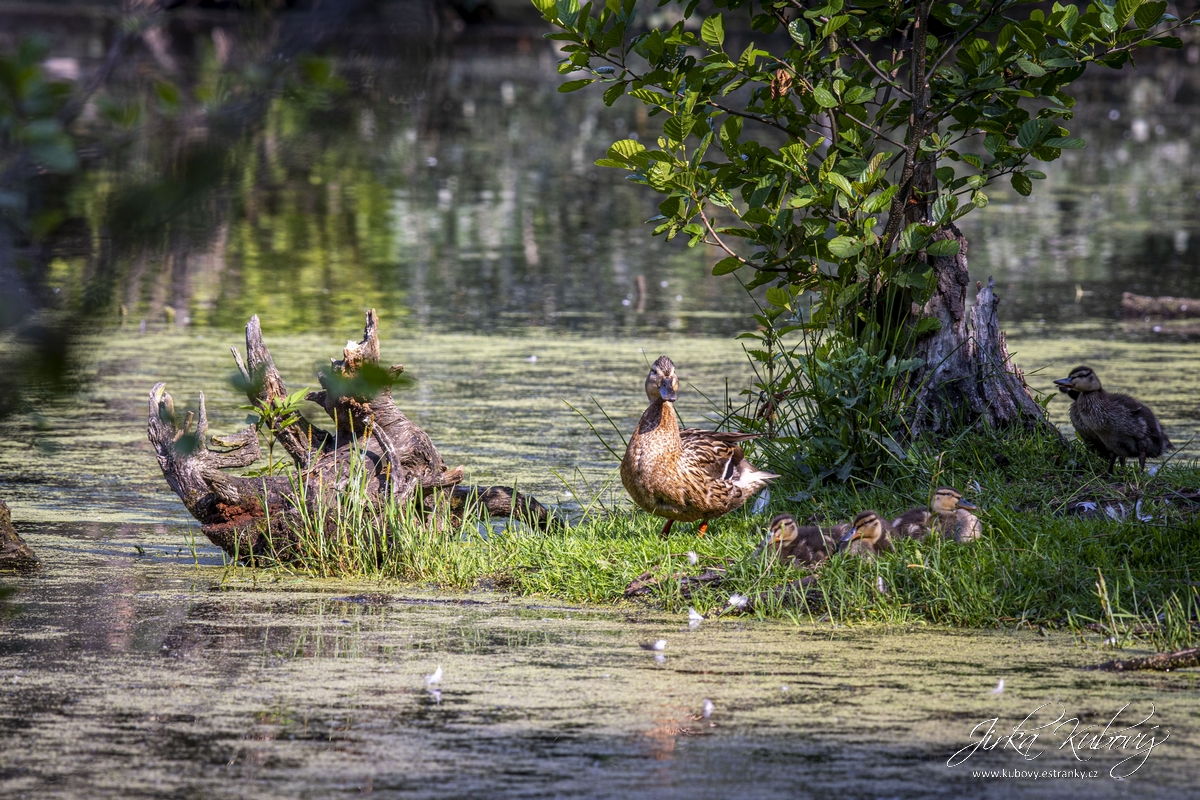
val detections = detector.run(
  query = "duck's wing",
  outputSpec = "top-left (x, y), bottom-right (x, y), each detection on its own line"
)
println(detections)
top-left (678, 429), bottom-right (776, 484)
top-left (1109, 393), bottom-right (1174, 454)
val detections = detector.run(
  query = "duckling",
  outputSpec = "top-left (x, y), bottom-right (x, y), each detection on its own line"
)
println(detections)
top-left (891, 487), bottom-right (982, 543)
top-left (761, 513), bottom-right (844, 568)
top-left (1054, 366), bottom-right (1173, 473)
top-left (621, 356), bottom-right (779, 536)
top-left (839, 510), bottom-right (894, 558)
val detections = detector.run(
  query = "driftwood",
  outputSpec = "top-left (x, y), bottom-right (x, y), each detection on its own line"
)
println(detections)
top-left (0, 500), bottom-right (37, 571)
top-left (1092, 647), bottom-right (1200, 672)
top-left (1121, 292), bottom-right (1200, 319)
top-left (906, 225), bottom-right (1057, 437)
top-left (148, 311), bottom-right (554, 560)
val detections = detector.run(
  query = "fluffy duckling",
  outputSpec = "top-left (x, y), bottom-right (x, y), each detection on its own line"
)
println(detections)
top-left (891, 487), bottom-right (982, 543)
top-left (762, 513), bottom-right (844, 568)
top-left (621, 356), bottom-right (779, 536)
top-left (839, 510), bottom-right (894, 558)
top-left (1054, 366), bottom-right (1172, 473)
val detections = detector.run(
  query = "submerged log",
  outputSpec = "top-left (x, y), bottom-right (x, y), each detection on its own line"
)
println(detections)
top-left (1121, 292), bottom-right (1200, 319)
top-left (0, 499), bottom-right (38, 571)
top-left (906, 225), bottom-right (1058, 437)
top-left (148, 311), bottom-right (555, 560)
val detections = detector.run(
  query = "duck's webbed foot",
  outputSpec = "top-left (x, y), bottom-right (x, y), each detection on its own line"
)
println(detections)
top-left (697, 521), bottom-right (709, 537)
top-left (659, 518), bottom-right (674, 537)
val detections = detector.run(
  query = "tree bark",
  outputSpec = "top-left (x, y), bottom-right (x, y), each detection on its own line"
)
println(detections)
top-left (0, 499), bottom-right (38, 571)
top-left (148, 310), bottom-right (556, 561)
top-left (905, 224), bottom-right (1058, 437)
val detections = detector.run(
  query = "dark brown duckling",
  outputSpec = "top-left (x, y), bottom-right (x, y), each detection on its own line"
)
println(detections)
top-left (891, 487), bottom-right (982, 543)
top-left (762, 513), bottom-right (843, 568)
top-left (839, 510), bottom-right (894, 559)
top-left (1054, 366), bottom-right (1173, 473)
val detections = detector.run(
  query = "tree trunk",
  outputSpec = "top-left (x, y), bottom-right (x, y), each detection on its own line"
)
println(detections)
top-left (905, 224), bottom-right (1058, 437)
top-left (147, 310), bottom-right (556, 561)
top-left (0, 499), bottom-right (38, 571)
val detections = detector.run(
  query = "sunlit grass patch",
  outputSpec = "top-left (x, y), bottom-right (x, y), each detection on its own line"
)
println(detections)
top-left (236, 427), bottom-right (1200, 652)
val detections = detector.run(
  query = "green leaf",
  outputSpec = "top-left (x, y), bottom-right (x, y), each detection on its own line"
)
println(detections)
top-left (787, 18), bottom-right (810, 47)
top-left (1146, 35), bottom-right (1183, 48)
top-left (1014, 58), bottom-right (1046, 77)
top-left (765, 286), bottom-right (792, 308)
top-left (1134, 1), bottom-right (1167, 29)
top-left (608, 138), bottom-right (646, 162)
top-left (1011, 172), bottom-right (1033, 196)
top-left (925, 238), bottom-right (961, 257)
top-left (558, 79), bottom-right (594, 93)
top-left (1017, 119), bottom-right (1046, 149)
top-left (602, 82), bottom-right (626, 106)
top-left (663, 115), bottom-right (696, 142)
top-left (827, 235), bottom-right (863, 259)
top-left (712, 256), bottom-right (743, 275)
top-left (701, 14), bottom-right (725, 47)
top-left (862, 185), bottom-right (898, 213)
top-left (812, 85), bottom-right (838, 108)
top-left (826, 172), bottom-right (854, 197)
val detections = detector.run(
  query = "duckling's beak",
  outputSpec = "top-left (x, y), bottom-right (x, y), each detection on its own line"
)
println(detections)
top-left (1053, 378), bottom-right (1073, 392)
top-left (956, 498), bottom-right (978, 511)
top-left (840, 529), bottom-right (861, 546)
top-left (659, 383), bottom-right (677, 402)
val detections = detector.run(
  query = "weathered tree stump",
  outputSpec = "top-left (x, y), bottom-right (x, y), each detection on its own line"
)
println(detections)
top-left (906, 225), bottom-right (1058, 437)
top-left (148, 311), bottom-right (555, 560)
top-left (0, 499), bottom-right (38, 571)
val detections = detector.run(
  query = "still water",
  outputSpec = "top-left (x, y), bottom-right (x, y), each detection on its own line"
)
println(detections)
top-left (2, 4), bottom-right (1200, 797)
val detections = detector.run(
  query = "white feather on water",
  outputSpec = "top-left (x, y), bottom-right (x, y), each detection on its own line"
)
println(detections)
top-left (424, 665), bottom-right (442, 686)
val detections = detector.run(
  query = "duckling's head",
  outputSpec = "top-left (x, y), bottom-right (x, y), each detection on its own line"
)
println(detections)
top-left (1054, 366), bottom-right (1102, 395)
top-left (767, 514), bottom-right (799, 547)
top-left (847, 510), bottom-right (885, 547)
top-left (645, 355), bottom-right (679, 403)
top-left (932, 487), bottom-right (978, 515)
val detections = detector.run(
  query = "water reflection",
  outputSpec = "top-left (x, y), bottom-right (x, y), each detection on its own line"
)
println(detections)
top-left (4, 523), bottom-right (1200, 799)
top-left (14, 6), bottom-right (1198, 339)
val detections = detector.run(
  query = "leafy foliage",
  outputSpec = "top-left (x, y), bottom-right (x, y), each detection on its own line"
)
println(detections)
top-left (537, 0), bottom-right (1197, 324)
top-left (537, 0), bottom-right (1199, 480)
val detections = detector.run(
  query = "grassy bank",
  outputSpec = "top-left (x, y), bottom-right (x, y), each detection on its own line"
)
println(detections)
top-left (245, 428), bottom-right (1200, 648)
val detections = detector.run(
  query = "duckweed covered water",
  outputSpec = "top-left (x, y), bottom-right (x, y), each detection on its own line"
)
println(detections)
top-left (3, 523), bottom-right (1199, 798)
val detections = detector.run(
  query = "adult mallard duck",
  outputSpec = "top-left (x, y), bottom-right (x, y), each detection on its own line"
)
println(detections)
top-left (760, 513), bottom-right (844, 568)
top-left (620, 356), bottom-right (778, 536)
top-left (839, 510), bottom-right (894, 558)
top-left (891, 487), bottom-right (982, 543)
top-left (1054, 366), bottom-right (1173, 473)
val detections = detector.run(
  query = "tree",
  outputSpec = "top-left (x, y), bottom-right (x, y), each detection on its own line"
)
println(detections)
top-left (535, 0), bottom-right (1198, 466)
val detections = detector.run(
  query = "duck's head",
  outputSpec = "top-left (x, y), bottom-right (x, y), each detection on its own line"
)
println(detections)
top-left (766, 514), bottom-right (799, 547)
top-left (843, 510), bottom-right (885, 548)
top-left (645, 355), bottom-right (679, 403)
top-left (932, 487), bottom-right (977, 515)
top-left (1054, 365), bottom-right (1102, 395)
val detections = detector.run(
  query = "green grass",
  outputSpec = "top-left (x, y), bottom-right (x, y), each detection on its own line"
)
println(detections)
top-left (243, 427), bottom-right (1200, 650)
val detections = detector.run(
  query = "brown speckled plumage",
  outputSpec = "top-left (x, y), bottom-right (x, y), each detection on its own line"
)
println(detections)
top-left (620, 356), bottom-right (778, 534)
top-left (761, 513), bottom-right (844, 567)
top-left (1054, 366), bottom-right (1172, 473)
top-left (891, 487), bottom-right (982, 543)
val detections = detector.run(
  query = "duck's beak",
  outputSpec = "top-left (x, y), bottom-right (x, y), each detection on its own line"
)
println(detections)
top-left (1053, 378), bottom-right (1073, 392)
top-left (956, 498), bottom-right (978, 511)
top-left (659, 383), bottom-right (677, 402)
top-left (839, 529), bottom-right (861, 546)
